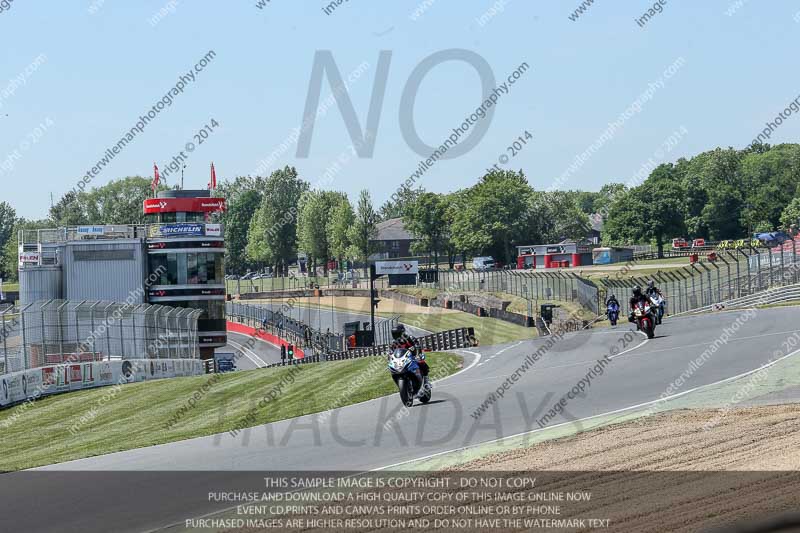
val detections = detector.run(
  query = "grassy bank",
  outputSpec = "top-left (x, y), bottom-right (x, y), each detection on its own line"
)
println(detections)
top-left (396, 311), bottom-right (537, 345)
top-left (0, 352), bottom-right (462, 471)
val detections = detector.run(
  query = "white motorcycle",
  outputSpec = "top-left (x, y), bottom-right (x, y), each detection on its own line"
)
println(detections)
top-left (648, 293), bottom-right (666, 325)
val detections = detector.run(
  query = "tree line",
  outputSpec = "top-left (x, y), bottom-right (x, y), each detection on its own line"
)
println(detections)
top-left (2, 141), bottom-right (799, 282)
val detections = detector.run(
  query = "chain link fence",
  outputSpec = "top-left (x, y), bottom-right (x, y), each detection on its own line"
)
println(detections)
top-left (1, 300), bottom-right (202, 375)
top-left (225, 243), bottom-right (800, 323)
top-left (432, 270), bottom-right (598, 309)
top-left (599, 247), bottom-right (800, 314)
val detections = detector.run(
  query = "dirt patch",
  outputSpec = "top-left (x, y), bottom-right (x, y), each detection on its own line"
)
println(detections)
top-left (227, 406), bottom-right (800, 533)
top-left (455, 405), bottom-right (800, 471)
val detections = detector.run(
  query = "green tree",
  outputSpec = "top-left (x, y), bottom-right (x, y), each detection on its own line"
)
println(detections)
top-left (346, 189), bottom-right (377, 275)
top-left (377, 186), bottom-right (424, 221)
top-left (0, 202), bottom-right (17, 279)
top-left (531, 191), bottom-right (591, 244)
top-left (738, 144), bottom-right (800, 232)
top-left (296, 190), bottom-right (342, 274)
top-left (604, 164), bottom-right (686, 257)
top-left (84, 176), bottom-right (155, 225)
top-left (780, 197), bottom-right (800, 229)
top-left (592, 182), bottom-right (627, 217)
top-left (49, 191), bottom-right (90, 226)
top-left (216, 175), bottom-right (267, 273)
top-left (404, 192), bottom-right (450, 266)
top-left (219, 177), bottom-right (265, 274)
top-left (246, 167), bottom-right (308, 274)
top-left (327, 195), bottom-right (355, 268)
top-left (450, 170), bottom-right (534, 264)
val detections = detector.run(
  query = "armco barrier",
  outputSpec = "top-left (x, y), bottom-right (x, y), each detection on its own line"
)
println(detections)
top-left (226, 320), bottom-right (305, 359)
top-left (0, 358), bottom-right (203, 409)
top-left (263, 326), bottom-right (477, 369)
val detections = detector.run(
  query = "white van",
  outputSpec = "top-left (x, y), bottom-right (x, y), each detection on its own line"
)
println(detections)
top-left (472, 256), bottom-right (496, 271)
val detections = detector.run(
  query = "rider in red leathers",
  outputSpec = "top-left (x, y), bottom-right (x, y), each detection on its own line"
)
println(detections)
top-left (391, 324), bottom-right (429, 381)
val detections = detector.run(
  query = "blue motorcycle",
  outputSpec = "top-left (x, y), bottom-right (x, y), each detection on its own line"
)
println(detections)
top-left (607, 301), bottom-right (620, 326)
top-left (388, 347), bottom-right (431, 407)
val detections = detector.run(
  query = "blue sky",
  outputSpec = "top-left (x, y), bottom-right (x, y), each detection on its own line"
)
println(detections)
top-left (1, 0), bottom-right (799, 219)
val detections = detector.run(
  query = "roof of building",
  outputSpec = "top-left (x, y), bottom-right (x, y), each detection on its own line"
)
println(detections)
top-left (373, 217), bottom-right (413, 241)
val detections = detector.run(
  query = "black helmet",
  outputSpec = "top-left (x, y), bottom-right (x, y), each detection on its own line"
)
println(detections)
top-left (647, 280), bottom-right (655, 289)
top-left (609, 294), bottom-right (616, 300)
top-left (632, 285), bottom-right (642, 296)
top-left (391, 324), bottom-right (406, 340)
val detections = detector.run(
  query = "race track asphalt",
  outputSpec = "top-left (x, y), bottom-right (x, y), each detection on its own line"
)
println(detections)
top-left (221, 331), bottom-right (282, 369)
top-left (4, 306), bottom-right (799, 532)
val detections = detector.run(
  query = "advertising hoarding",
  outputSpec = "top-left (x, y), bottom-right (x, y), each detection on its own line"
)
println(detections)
top-left (149, 223), bottom-right (205, 238)
top-left (374, 260), bottom-right (419, 275)
top-left (143, 198), bottom-right (226, 214)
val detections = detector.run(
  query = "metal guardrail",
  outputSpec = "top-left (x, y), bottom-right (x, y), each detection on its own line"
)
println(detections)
top-left (262, 326), bottom-right (477, 368)
top-left (674, 282), bottom-right (800, 315)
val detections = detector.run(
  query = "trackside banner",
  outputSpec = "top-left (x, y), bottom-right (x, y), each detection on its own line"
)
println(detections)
top-left (0, 359), bottom-right (203, 408)
top-left (375, 260), bottom-right (419, 275)
top-left (143, 197), bottom-right (226, 214)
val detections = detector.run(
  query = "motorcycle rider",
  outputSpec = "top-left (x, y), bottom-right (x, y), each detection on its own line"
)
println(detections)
top-left (645, 280), bottom-right (663, 298)
top-left (628, 285), bottom-right (650, 325)
top-left (605, 293), bottom-right (620, 322)
top-left (645, 280), bottom-right (665, 323)
top-left (391, 324), bottom-right (429, 396)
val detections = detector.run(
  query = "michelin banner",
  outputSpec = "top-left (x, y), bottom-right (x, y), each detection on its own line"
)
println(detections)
top-left (0, 359), bottom-right (203, 408)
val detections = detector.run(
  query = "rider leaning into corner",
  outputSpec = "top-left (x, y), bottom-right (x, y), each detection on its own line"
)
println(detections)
top-left (390, 324), bottom-right (430, 394)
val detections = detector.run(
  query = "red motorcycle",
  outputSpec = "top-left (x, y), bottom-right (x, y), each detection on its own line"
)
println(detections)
top-left (633, 300), bottom-right (656, 339)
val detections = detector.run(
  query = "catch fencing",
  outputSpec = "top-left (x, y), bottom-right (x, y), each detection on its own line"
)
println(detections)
top-left (226, 301), bottom-right (346, 353)
top-left (601, 246), bottom-right (800, 314)
top-left (227, 241), bottom-right (800, 320)
top-left (432, 269), bottom-right (584, 303)
top-left (0, 300), bottom-right (202, 375)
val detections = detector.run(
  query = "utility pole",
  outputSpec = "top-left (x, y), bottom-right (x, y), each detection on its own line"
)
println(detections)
top-left (369, 263), bottom-right (376, 346)
top-left (181, 165), bottom-right (186, 189)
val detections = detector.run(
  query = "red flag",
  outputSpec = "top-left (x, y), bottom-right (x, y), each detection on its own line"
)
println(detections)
top-left (152, 163), bottom-right (160, 193)
top-left (210, 162), bottom-right (217, 190)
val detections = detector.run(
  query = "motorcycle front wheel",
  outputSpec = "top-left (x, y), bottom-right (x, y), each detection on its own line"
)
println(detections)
top-left (418, 377), bottom-right (432, 404)
top-left (398, 377), bottom-right (414, 407)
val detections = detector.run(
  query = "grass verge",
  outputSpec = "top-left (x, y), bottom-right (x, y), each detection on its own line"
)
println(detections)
top-left (0, 352), bottom-right (462, 471)
top-left (397, 311), bottom-right (537, 345)
top-left (1, 282), bottom-right (19, 292)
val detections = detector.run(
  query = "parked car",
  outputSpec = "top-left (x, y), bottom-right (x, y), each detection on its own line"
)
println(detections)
top-left (672, 238), bottom-right (688, 249)
top-left (754, 231), bottom-right (792, 247)
top-left (472, 256), bottom-right (496, 271)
